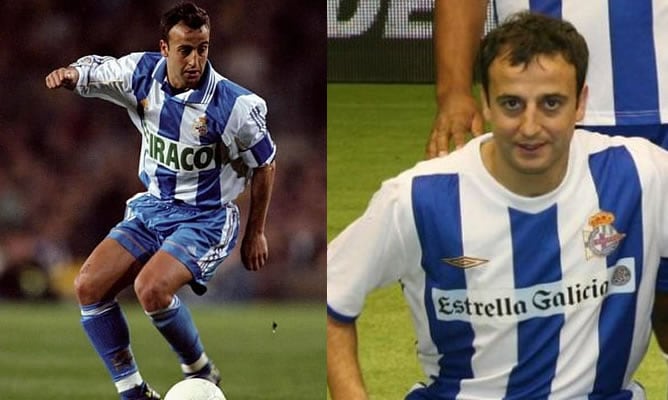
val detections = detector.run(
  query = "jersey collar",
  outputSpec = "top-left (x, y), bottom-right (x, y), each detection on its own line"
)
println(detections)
top-left (154, 58), bottom-right (216, 105)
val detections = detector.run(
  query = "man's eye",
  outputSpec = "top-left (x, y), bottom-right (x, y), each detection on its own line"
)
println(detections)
top-left (503, 99), bottom-right (521, 110)
top-left (544, 98), bottom-right (561, 111)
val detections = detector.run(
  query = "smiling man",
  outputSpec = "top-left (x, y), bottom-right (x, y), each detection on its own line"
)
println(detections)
top-left (327, 12), bottom-right (668, 400)
top-left (45, 2), bottom-right (276, 399)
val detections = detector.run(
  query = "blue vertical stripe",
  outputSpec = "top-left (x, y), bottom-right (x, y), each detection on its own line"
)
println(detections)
top-left (196, 169), bottom-right (221, 206)
top-left (210, 80), bottom-right (249, 127)
top-left (130, 53), bottom-right (169, 196)
top-left (159, 99), bottom-right (185, 141)
top-left (412, 174), bottom-right (474, 398)
top-left (589, 147), bottom-right (643, 397)
top-left (154, 165), bottom-right (176, 200)
top-left (608, 0), bottom-right (659, 124)
top-left (131, 53), bottom-right (161, 107)
top-left (194, 98), bottom-right (226, 206)
top-left (193, 80), bottom-right (252, 206)
top-left (505, 206), bottom-right (563, 400)
top-left (658, 258), bottom-right (668, 292)
top-left (529, 0), bottom-right (561, 19)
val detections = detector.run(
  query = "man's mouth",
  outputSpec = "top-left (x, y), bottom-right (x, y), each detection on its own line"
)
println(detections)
top-left (517, 143), bottom-right (544, 151)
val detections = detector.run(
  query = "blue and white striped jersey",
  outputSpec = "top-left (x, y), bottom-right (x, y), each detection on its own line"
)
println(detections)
top-left (71, 52), bottom-right (276, 209)
top-left (327, 130), bottom-right (668, 398)
top-left (491, 0), bottom-right (668, 126)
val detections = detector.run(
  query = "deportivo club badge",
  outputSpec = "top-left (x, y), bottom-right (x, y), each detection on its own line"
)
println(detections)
top-left (194, 115), bottom-right (208, 136)
top-left (583, 211), bottom-right (625, 259)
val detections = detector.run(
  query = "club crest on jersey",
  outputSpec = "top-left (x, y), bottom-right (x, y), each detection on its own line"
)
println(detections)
top-left (441, 256), bottom-right (488, 269)
top-left (194, 115), bottom-right (208, 136)
top-left (583, 211), bottom-right (625, 259)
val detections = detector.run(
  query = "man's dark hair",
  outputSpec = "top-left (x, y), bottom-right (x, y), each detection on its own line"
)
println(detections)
top-left (160, 2), bottom-right (210, 42)
top-left (476, 11), bottom-right (589, 104)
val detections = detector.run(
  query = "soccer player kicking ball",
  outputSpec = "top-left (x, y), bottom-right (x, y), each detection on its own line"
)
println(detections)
top-left (46, 3), bottom-right (276, 399)
top-left (327, 11), bottom-right (668, 399)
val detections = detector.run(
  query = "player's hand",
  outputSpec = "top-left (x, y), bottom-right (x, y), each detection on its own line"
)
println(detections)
top-left (45, 67), bottom-right (79, 90)
top-left (240, 230), bottom-right (268, 271)
top-left (426, 91), bottom-right (484, 158)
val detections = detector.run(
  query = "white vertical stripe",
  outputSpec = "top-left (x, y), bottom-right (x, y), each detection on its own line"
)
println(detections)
top-left (495, 1), bottom-right (617, 125)
top-left (621, 145), bottom-right (664, 383)
top-left (493, 0), bottom-right (530, 22)
top-left (141, 84), bottom-right (165, 199)
top-left (177, 104), bottom-right (208, 205)
top-left (402, 267), bottom-right (441, 383)
top-left (548, 163), bottom-right (603, 398)
top-left (458, 175), bottom-right (516, 398)
top-left (653, 0), bottom-right (668, 123)
top-left (561, 0), bottom-right (615, 125)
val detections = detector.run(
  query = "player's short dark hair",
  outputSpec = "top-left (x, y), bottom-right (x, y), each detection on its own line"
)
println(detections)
top-left (476, 11), bottom-right (589, 104)
top-left (161, 2), bottom-right (210, 42)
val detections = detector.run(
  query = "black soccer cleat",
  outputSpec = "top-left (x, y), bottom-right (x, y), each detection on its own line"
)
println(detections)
top-left (185, 361), bottom-right (221, 386)
top-left (125, 382), bottom-right (161, 400)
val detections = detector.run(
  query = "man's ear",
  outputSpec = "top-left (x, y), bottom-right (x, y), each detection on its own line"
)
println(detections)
top-left (159, 40), bottom-right (169, 57)
top-left (481, 88), bottom-right (492, 122)
top-left (575, 84), bottom-right (589, 122)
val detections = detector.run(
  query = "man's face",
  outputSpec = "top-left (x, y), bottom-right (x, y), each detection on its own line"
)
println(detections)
top-left (482, 52), bottom-right (587, 185)
top-left (160, 21), bottom-right (210, 90)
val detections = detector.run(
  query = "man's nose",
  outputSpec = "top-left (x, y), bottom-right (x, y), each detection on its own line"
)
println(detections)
top-left (519, 106), bottom-right (540, 137)
top-left (186, 50), bottom-right (199, 67)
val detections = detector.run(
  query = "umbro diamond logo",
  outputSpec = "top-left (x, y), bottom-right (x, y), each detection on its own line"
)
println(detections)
top-left (441, 256), bottom-right (489, 269)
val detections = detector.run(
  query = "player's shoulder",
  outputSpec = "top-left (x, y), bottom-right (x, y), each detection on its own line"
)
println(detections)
top-left (574, 128), bottom-right (668, 183)
top-left (576, 128), bottom-right (651, 149)
top-left (121, 51), bottom-right (162, 66)
top-left (407, 134), bottom-right (484, 177)
top-left (382, 134), bottom-right (486, 195)
top-left (207, 68), bottom-right (263, 102)
top-left (574, 128), bottom-right (668, 160)
top-left (206, 73), bottom-right (268, 127)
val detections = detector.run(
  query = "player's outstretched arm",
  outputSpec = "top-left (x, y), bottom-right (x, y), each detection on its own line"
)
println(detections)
top-left (45, 66), bottom-right (79, 90)
top-left (427, 0), bottom-right (487, 158)
top-left (241, 161), bottom-right (275, 271)
top-left (327, 316), bottom-right (368, 400)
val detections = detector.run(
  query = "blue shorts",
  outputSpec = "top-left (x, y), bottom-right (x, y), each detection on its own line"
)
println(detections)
top-left (108, 193), bottom-right (240, 295)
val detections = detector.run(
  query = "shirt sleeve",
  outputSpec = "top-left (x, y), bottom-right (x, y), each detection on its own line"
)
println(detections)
top-left (232, 95), bottom-right (276, 168)
top-left (71, 53), bottom-right (141, 108)
top-left (327, 176), bottom-right (418, 323)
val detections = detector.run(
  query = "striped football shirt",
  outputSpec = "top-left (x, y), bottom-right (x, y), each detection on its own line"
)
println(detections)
top-left (327, 130), bottom-right (668, 398)
top-left (491, 0), bottom-right (668, 126)
top-left (71, 52), bottom-right (276, 209)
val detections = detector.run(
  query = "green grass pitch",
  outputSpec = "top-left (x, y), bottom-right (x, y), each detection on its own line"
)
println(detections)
top-left (327, 83), bottom-right (667, 398)
top-left (0, 301), bottom-right (324, 399)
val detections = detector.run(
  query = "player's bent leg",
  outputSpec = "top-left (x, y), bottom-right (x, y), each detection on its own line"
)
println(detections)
top-left (75, 238), bottom-right (157, 399)
top-left (136, 251), bottom-right (221, 385)
top-left (75, 238), bottom-right (143, 305)
top-left (134, 250), bottom-right (193, 312)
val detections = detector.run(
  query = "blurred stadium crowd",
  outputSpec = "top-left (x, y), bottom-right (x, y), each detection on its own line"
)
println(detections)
top-left (0, 0), bottom-right (325, 301)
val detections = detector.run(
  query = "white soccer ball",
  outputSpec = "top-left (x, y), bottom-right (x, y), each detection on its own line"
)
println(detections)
top-left (164, 378), bottom-right (227, 400)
